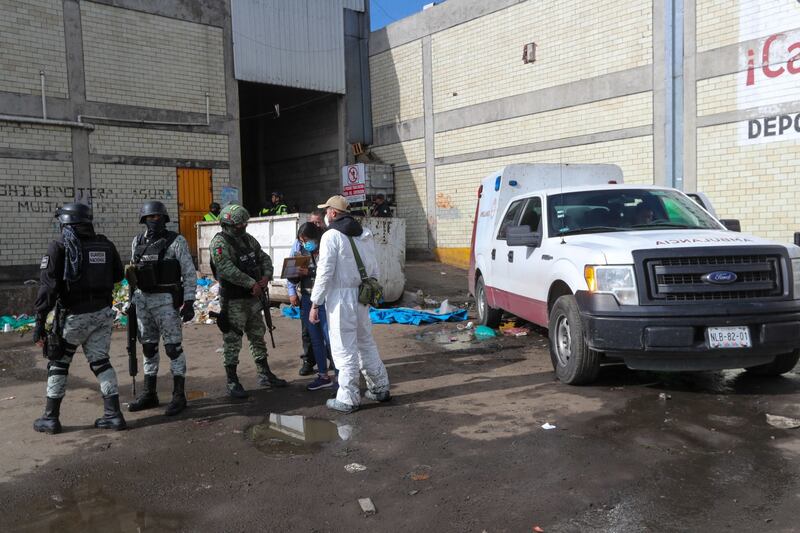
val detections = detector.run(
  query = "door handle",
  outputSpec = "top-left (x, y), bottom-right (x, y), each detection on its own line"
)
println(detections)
top-left (491, 249), bottom-right (496, 260)
top-left (508, 251), bottom-right (514, 262)
top-left (542, 254), bottom-right (553, 261)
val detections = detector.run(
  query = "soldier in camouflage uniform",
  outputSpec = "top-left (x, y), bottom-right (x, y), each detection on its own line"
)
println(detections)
top-left (127, 201), bottom-right (197, 416)
top-left (210, 204), bottom-right (288, 398)
top-left (32, 203), bottom-right (126, 434)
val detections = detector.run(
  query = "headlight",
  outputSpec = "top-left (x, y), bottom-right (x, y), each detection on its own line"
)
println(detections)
top-left (792, 259), bottom-right (800, 299)
top-left (584, 265), bottom-right (639, 305)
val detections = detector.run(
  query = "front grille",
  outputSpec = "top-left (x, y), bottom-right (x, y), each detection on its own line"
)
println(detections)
top-left (644, 254), bottom-right (783, 302)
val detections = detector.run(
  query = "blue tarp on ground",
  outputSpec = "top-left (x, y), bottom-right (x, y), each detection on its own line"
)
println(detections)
top-left (280, 305), bottom-right (468, 326)
top-left (369, 307), bottom-right (468, 326)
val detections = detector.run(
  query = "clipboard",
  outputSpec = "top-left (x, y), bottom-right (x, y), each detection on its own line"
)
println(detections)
top-left (281, 255), bottom-right (311, 279)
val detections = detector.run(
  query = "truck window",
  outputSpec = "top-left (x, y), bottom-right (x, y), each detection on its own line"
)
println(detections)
top-left (496, 199), bottom-right (525, 240)
top-left (547, 189), bottom-right (721, 237)
top-left (518, 197), bottom-right (542, 232)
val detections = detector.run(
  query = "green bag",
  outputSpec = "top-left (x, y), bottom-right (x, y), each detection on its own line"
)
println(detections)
top-left (347, 236), bottom-right (383, 307)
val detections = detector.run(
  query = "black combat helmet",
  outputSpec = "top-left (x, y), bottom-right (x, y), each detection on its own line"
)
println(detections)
top-left (139, 201), bottom-right (170, 223)
top-left (55, 203), bottom-right (93, 225)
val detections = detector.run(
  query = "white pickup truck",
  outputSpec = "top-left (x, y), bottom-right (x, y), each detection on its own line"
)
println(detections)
top-left (468, 164), bottom-right (800, 384)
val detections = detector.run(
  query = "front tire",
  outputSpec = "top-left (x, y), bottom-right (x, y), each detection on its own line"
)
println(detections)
top-left (475, 276), bottom-right (502, 328)
top-left (744, 350), bottom-right (800, 376)
top-left (548, 295), bottom-right (600, 385)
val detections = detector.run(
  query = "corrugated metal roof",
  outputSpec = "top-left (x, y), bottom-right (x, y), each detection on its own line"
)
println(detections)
top-left (233, 0), bottom-right (364, 93)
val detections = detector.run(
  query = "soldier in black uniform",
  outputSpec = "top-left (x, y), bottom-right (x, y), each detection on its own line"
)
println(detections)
top-left (32, 203), bottom-right (126, 434)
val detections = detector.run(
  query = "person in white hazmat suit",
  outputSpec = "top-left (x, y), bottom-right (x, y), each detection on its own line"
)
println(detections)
top-left (309, 195), bottom-right (391, 413)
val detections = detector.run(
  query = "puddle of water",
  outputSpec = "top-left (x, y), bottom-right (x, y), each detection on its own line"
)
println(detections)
top-left (186, 390), bottom-right (207, 401)
top-left (246, 413), bottom-right (350, 456)
top-left (11, 484), bottom-right (182, 532)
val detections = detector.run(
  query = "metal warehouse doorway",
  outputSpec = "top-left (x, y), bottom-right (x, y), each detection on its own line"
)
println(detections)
top-left (238, 82), bottom-right (344, 215)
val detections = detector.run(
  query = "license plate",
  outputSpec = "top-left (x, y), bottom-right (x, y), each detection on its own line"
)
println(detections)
top-left (707, 326), bottom-right (752, 349)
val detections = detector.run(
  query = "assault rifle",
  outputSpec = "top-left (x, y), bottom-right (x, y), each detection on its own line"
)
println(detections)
top-left (125, 266), bottom-right (138, 396)
top-left (258, 287), bottom-right (276, 349)
top-left (43, 300), bottom-right (66, 361)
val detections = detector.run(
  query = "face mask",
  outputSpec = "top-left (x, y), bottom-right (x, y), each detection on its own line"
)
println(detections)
top-left (145, 219), bottom-right (166, 236)
top-left (231, 225), bottom-right (246, 237)
top-left (324, 214), bottom-right (332, 227)
top-left (303, 241), bottom-right (318, 253)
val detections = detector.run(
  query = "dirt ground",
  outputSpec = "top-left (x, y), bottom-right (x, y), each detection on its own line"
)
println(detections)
top-left (1, 261), bottom-right (799, 532)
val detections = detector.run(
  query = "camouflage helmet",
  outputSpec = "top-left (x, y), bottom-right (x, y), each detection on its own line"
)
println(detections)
top-left (219, 204), bottom-right (250, 225)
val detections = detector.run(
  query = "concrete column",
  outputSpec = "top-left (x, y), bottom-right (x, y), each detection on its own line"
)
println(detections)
top-left (682, 0), bottom-right (698, 193)
top-left (652, 0), bottom-right (668, 187)
top-left (63, 0), bottom-right (91, 202)
top-left (422, 35), bottom-right (437, 249)
top-left (224, 0), bottom-right (242, 191)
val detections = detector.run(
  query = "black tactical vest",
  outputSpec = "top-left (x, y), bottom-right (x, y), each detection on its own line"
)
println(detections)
top-left (133, 231), bottom-right (181, 292)
top-left (62, 235), bottom-right (116, 312)
top-left (211, 231), bottom-right (261, 299)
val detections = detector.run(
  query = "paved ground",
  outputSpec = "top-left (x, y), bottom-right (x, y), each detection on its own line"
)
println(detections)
top-left (1, 263), bottom-right (799, 532)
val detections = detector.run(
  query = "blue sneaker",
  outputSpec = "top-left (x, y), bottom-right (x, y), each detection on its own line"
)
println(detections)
top-left (326, 399), bottom-right (358, 413)
top-left (307, 375), bottom-right (333, 391)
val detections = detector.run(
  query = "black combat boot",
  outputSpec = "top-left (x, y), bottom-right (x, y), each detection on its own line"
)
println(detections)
top-left (127, 375), bottom-right (159, 412)
top-left (95, 395), bottom-right (127, 430)
top-left (298, 359), bottom-right (316, 376)
top-left (164, 376), bottom-right (187, 416)
top-left (256, 359), bottom-right (288, 388)
top-left (225, 365), bottom-right (249, 399)
top-left (33, 397), bottom-right (63, 435)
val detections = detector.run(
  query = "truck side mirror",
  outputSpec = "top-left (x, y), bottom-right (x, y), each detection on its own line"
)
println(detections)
top-left (506, 225), bottom-right (542, 247)
top-left (794, 232), bottom-right (800, 247)
top-left (720, 219), bottom-right (741, 232)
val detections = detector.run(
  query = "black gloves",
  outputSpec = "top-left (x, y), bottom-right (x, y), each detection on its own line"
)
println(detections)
top-left (33, 318), bottom-right (46, 344)
top-left (180, 301), bottom-right (195, 323)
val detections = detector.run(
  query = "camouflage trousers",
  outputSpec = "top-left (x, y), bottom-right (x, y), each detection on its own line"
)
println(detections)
top-left (222, 297), bottom-right (269, 368)
top-left (133, 290), bottom-right (186, 377)
top-left (46, 307), bottom-right (119, 399)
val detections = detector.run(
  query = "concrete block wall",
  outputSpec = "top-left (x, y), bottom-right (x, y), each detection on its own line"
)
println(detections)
top-left (0, 0), bottom-right (68, 98)
top-left (0, 0), bottom-right (240, 279)
top-left (370, 41), bottom-right (424, 127)
top-left (430, 0), bottom-right (652, 113)
top-left (89, 126), bottom-right (229, 161)
top-left (81, 2), bottom-right (226, 114)
top-left (691, 0), bottom-right (800, 242)
top-left (369, 0), bottom-right (655, 262)
top-left (0, 158), bottom-right (73, 266)
top-left (264, 151), bottom-right (342, 213)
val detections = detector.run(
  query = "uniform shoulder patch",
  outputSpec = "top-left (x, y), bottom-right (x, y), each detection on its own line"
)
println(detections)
top-left (40, 256), bottom-right (49, 269)
top-left (215, 246), bottom-right (224, 256)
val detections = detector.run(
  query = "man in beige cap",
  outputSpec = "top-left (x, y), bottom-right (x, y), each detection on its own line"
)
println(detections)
top-left (309, 196), bottom-right (390, 413)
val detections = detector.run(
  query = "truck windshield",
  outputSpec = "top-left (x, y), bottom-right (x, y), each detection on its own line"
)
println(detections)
top-left (547, 188), bottom-right (722, 237)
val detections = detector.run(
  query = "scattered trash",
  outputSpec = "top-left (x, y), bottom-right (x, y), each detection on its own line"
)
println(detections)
top-left (474, 325), bottom-right (497, 340)
top-left (457, 321), bottom-right (474, 331)
top-left (408, 465), bottom-right (432, 481)
top-left (1, 396), bottom-right (15, 401)
top-left (533, 527), bottom-right (545, 532)
top-left (0, 315), bottom-right (35, 333)
top-left (658, 393), bottom-right (672, 401)
top-left (24, 279), bottom-right (38, 285)
top-left (345, 463), bottom-right (368, 473)
top-left (541, 423), bottom-right (557, 430)
top-left (215, 348), bottom-right (224, 353)
top-left (358, 498), bottom-right (376, 515)
top-left (766, 414), bottom-right (800, 429)
top-left (501, 327), bottom-right (529, 337)
top-left (408, 490), bottom-right (419, 496)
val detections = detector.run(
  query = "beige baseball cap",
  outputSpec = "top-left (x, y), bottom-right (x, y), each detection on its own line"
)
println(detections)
top-left (317, 195), bottom-right (350, 212)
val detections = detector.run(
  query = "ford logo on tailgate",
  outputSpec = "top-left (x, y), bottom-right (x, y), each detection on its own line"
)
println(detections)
top-left (702, 271), bottom-right (738, 284)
